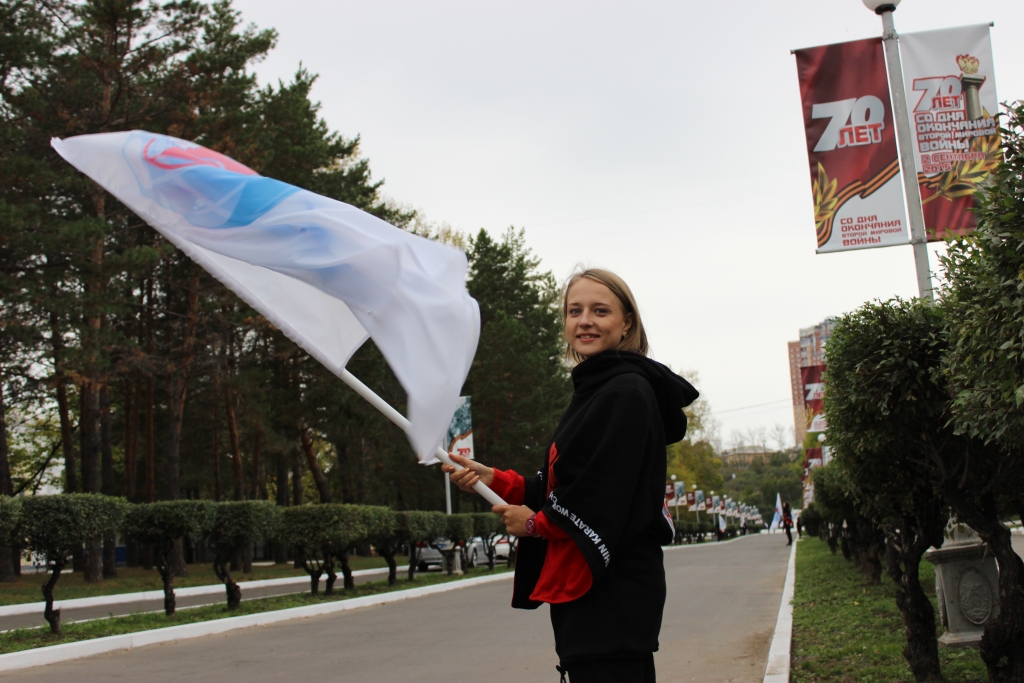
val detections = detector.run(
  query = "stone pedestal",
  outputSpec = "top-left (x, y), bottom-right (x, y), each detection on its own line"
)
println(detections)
top-left (925, 521), bottom-right (1000, 648)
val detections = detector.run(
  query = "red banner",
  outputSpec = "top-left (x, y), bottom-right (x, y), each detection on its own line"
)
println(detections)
top-left (795, 39), bottom-right (909, 253)
top-left (801, 364), bottom-right (826, 433)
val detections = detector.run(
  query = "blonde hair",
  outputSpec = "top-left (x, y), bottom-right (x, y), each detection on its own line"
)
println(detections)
top-left (562, 267), bottom-right (649, 364)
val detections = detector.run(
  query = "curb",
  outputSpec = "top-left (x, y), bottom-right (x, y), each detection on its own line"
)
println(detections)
top-left (663, 533), bottom-right (759, 551)
top-left (0, 565), bottom-right (406, 618)
top-left (763, 539), bottom-right (798, 683)
top-left (0, 570), bottom-right (513, 673)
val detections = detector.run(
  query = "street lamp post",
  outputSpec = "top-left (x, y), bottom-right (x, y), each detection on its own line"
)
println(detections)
top-left (862, 0), bottom-right (934, 300)
top-left (671, 475), bottom-right (679, 522)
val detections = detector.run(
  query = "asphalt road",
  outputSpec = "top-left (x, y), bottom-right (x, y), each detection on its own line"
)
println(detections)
top-left (1, 566), bottom-right (419, 632)
top-left (12, 534), bottom-right (791, 683)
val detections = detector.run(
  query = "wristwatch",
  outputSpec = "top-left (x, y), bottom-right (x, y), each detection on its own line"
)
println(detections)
top-left (524, 513), bottom-right (539, 537)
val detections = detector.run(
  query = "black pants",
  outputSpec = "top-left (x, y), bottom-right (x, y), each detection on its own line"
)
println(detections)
top-left (558, 654), bottom-right (656, 683)
top-left (785, 527), bottom-right (793, 544)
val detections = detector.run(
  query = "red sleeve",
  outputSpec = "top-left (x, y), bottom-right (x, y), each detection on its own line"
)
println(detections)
top-left (529, 511), bottom-right (592, 603)
top-left (489, 468), bottom-right (525, 506)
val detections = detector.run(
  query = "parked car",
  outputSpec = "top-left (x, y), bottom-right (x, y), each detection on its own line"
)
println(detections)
top-left (414, 536), bottom-right (487, 571)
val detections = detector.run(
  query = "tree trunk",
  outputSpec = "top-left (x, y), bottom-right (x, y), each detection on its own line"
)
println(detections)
top-left (884, 519), bottom-right (943, 683)
top-left (143, 274), bottom-right (154, 505)
top-left (213, 559), bottom-right (242, 610)
top-left (339, 550), bottom-right (354, 590)
top-left (292, 448), bottom-right (304, 507)
top-left (211, 387), bottom-right (221, 502)
top-left (79, 380), bottom-right (102, 582)
top-left (325, 557), bottom-right (338, 594)
top-left (299, 423), bottom-right (331, 503)
top-left (42, 559), bottom-right (65, 635)
top-left (224, 386), bottom-right (243, 501)
top-left (122, 375), bottom-right (137, 501)
top-left (100, 383), bottom-right (117, 578)
top-left (380, 549), bottom-right (397, 585)
top-left (155, 543), bottom-right (177, 616)
top-left (51, 311), bottom-right (78, 495)
top-left (251, 430), bottom-right (263, 501)
top-left (273, 453), bottom-right (289, 564)
top-left (0, 381), bottom-right (14, 582)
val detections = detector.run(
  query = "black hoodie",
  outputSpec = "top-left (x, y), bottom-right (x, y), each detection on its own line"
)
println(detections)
top-left (512, 350), bottom-right (698, 664)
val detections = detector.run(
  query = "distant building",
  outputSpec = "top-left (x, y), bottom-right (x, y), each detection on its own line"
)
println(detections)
top-left (720, 447), bottom-right (772, 468)
top-left (788, 318), bottom-right (835, 446)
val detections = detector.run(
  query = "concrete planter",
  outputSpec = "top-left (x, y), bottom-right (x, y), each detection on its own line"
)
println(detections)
top-left (924, 520), bottom-right (999, 648)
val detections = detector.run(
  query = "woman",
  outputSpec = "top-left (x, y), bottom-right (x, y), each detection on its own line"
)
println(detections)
top-left (782, 501), bottom-right (793, 546)
top-left (444, 268), bottom-right (698, 682)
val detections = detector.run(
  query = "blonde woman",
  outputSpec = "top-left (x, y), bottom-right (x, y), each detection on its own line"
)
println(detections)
top-left (445, 268), bottom-right (698, 683)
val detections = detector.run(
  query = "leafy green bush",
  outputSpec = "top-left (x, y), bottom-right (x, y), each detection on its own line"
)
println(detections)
top-left (208, 501), bottom-right (279, 609)
top-left (0, 496), bottom-right (20, 545)
top-left (279, 504), bottom-right (364, 595)
top-left (361, 506), bottom-right (401, 585)
top-left (125, 500), bottom-right (216, 615)
top-left (21, 494), bottom-right (127, 634)
top-left (396, 510), bottom-right (447, 580)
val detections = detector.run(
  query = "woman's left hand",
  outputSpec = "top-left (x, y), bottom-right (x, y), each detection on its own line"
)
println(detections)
top-left (493, 504), bottom-right (535, 537)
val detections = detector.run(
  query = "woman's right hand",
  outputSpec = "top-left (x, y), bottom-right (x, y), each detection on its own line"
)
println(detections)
top-left (441, 454), bottom-right (494, 492)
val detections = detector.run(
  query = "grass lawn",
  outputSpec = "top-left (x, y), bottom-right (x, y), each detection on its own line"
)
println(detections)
top-left (2, 556), bottom-right (389, 606)
top-left (791, 538), bottom-right (986, 683)
top-left (0, 564), bottom-right (511, 655)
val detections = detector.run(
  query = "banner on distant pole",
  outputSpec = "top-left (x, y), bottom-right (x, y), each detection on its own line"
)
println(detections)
top-left (686, 490), bottom-right (696, 511)
top-left (440, 396), bottom-right (474, 463)
top-left (802, 365), bottom-right (827, 433)
top-left (795, 38), bottom-right (909, 253)
top-left (900, 24), bottom-right (1000, 240)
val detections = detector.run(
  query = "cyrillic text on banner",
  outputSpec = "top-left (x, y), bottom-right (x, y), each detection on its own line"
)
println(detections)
top-left (900, 24), bottom-right (1000, 241)
top-left (795, 39), bottom-right (909, 253)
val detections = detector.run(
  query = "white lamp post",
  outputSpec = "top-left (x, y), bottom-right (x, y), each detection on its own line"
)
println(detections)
top-left (862, 0), bottom-right (934, 300)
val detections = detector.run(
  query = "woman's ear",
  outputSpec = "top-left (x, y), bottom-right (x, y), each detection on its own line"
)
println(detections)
top-left (622, 313), bottom-right (634, 339)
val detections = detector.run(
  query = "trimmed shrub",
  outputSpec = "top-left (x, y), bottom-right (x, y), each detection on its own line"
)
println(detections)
top-left (361, 506), bottom-right (401, 585)
top-left (439, 514), bottom-right (475, 575)
top-left (0, 496), bottom-right (21, 583)
top-left (278, 504), bottom-right (369, 594)
top-left (208, 501), bottom-right (279, 609)
top-left (469, 512), bottom-right (504, 570)
top-left (125, 501), bottom-right (215, 615)
top-left (397, 510), bottom-right (447, 581)
top-left (21, 494), bottom-right (127, 634)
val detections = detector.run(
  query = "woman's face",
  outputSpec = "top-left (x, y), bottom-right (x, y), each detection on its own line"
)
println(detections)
top-left (565, 278), bottom-right (632, 359)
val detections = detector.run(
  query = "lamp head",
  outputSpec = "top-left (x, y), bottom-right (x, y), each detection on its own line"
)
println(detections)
top-left (862, 0), bottom-right (900, 14)
top-left (817, 433), bottom-right (827, 442)
top-left (671, 474), bottom-right (677, 481)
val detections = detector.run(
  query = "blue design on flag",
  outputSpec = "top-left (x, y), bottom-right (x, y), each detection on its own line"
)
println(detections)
top-left (122, 131), bottom-right (297, 228)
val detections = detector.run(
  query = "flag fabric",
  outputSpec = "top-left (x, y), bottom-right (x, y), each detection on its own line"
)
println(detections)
top-left (52, 131), bottom-right (480, 461)
top-left (718, 514), bottom-right (727, 533)
top-left (769, 492), bottom-right (784, 532)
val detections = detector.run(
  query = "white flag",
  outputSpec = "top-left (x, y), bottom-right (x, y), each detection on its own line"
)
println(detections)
top-left (52, 131), bottom-right (480, 461)
top-left (769, 492), bottom-right (783, 532)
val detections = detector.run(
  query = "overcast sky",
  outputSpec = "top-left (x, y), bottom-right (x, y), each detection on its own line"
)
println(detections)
top-left (231, 0), bottom-right (1024, 448)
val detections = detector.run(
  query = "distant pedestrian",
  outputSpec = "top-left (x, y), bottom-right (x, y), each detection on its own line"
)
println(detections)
top-left (782, 501), bottom-right (793, 546)
top-left (445, 268), bottom-right (699, 683)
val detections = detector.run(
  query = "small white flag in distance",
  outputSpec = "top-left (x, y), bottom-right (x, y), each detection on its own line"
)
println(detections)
top-left (52, 131), bottom-right (480, 461)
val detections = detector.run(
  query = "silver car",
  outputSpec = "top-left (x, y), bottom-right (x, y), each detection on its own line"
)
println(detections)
top-left (414, 537), bottom-right (488, 571)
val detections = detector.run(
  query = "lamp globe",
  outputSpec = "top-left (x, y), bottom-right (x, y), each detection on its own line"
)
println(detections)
top-left (862, 0), bottom-right (900, 13)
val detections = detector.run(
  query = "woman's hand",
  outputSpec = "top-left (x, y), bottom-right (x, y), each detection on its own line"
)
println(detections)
top-left (493, 504), bottom-right (535, 537)
top-left (441, 454), bottom-right (494, 492)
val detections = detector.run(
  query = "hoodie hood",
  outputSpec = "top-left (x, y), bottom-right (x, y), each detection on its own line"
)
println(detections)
top-left (571, 350), bottom-right (699, 444)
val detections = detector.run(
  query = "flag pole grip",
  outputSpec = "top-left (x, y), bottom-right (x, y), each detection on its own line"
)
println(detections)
top-left (339, 369), bottom-right (507, 507)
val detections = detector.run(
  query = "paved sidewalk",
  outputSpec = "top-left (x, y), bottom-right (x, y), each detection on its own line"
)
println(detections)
top-left (11, 535), bottom-right (790, 682)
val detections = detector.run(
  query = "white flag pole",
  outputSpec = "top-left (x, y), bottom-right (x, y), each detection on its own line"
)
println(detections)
top-left (338, 369), bottom-right (507, 507)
